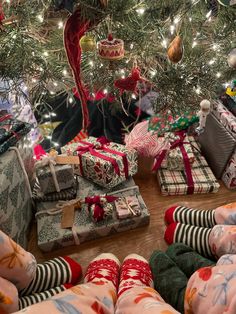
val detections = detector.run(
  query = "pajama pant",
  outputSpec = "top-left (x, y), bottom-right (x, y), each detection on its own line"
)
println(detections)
top-left (12, 282), bottom-right (179, 314)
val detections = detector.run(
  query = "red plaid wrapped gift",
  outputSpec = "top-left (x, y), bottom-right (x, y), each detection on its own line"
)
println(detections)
top-left (156, 136), bottom-right (220, 195)
top-left (222, 150), bottom-right (236, 189)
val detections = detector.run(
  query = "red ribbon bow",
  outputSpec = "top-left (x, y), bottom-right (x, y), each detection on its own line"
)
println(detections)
top-left (85, 195), bottom-right (117, 222)
top-left (153, 130), bottom-right (194, 194)
top-left (76, 137), bottom-right (129, 178)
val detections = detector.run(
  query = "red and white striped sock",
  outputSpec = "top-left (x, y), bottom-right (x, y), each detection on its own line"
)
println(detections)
top-left (118, 254), bottom-right (153, 298)
top-left (84, 253), bottom-right (120, 290)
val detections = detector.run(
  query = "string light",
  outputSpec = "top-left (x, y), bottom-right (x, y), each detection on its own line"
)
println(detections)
top-left (44, 114), bottom-right (50, 119)
top-left (174, 16), bottom-right (180, 24)
top-left (58, 21), bottom-right (63, 29)
top-left (216, 72), bottom-right (221, 78)
top-left (131, 94), bottom-right (136, 99)
top-left (206, 10), bottom-right (212, 19)
top-left (195, 86), bottom-right (201, 94)
top-left (43, 51), bottom-right (49, 56)
top-left (32, 78), bottom-right (37, 83)
top-left (208, 59), bottom-right (215, 65)
top-left (37, 14), bottom-right (44, 23)
top-left (62, 69), bottom-right (68, 76)
top-left (136, 7), bottom-right (145, 15)
top-left (53, 82), bottom-right (58, 86)
top-left (192, 41), bottom-right (197, 48)
top-left (170, 25), bottom-right (175, 35)
top-left (47, 135), bottom-right (52, 139)
top-left (69, 97), bottom-right (73, 104)
top-left (150, 70), bottom-right (157, 77)
top-left (89, 60), bottom-right (94, 66)
top-left (103, 89), bottom-right (108, 94)
top-left (130, 43), bottom-right (134, 49)
top-left (50, 91), bottom-right (55, 95)
top-left (161, 39), bottom-right (168, 48)
top-left (51, 112), bottom-right (57, 117)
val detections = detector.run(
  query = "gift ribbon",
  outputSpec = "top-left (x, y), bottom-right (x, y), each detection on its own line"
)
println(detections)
top-left (35, 154), bottom-right (61, 193)
top-left (85, 195), bottom-right (117, 222)
top-left (76, 137), bottom-right (129, 178)
top-left (152, 131), bottom-right (194, 194)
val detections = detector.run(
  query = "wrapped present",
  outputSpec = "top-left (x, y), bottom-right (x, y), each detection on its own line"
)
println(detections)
top-left (153, 132), bottom-right (196, 171)
top-left (212, 101), bottom-right (236, 136)
top-left (35, 155), bottom-right (75, 194)
top-left (36, 177), bottom-right (150, 252)
top-left (85, 195), bottom-right (116, 222)
top-left (222, 151), bottom-right (236, 189)
top-left (0, 114), bottom-right (32, 155)
top-left (157, 155), bottom-right (220, 196)
top-left (198, 111), bottom-right (236, 179)
top-left (61, 136), bottom-right (138, 188)
top-left (115, 196), bottom-right (141, 219)
top-left (0, 145), bottom-right (33, 248)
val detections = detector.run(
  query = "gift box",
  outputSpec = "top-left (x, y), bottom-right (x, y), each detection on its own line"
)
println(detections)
top-left (222, 150), bottom-right (236, 189)
top-left (36, 164), bottom-right (75, 194)
top-left (36, 177), bottom-right (150, 252)
top-left (61, 136), bottom-right (138, 188)
top-left (157, 155), bottom-right (220, 196)
top-left (198, 106), bottom-right (236, 179)
top-left (0, 144), bottom-right (33, 248)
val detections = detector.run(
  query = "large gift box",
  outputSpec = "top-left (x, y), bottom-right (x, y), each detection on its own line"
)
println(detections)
top-left (0, 144), bottom-right (33, 248)
top-left (36, 177), bottom-right (150, 252)
top-left (61, 137), bottom-right (138, 188)
top-left (156, 137), bottom-right (220, 195)
top-left (222, 150), bottom-right (236, 189)
top-left (198, 101), bottom-right (236, 179)
top-left (36, 164), bottom-right (75, 194)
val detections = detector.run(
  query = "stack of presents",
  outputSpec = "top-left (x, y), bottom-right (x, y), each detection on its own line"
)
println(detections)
top-left (0, 83), bottom-right (235, 251)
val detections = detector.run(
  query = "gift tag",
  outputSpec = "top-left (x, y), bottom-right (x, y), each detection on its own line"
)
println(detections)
top-left (61, 205), bottom-right (75, 229)
top-left (56, 155), bottom-right (80, 165)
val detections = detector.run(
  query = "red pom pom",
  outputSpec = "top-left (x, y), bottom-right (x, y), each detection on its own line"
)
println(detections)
top-left (108, 33), bottom-right (113, 41)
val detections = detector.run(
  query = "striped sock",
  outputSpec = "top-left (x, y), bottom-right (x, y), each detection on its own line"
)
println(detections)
top-left (164, 222), bottom-right (213, 258)
top-left (19, 256), bottom-right (82, 296)
top-left (165, 205), bottom-right (216, 228)
top-left (19, 284), bottom-right (73, 309)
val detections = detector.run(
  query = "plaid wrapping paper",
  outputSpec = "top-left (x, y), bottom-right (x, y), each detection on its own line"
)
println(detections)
top-left (61, 137), bottom-right (138, 189)
top-left (0, 140), bottom-right (33, 248)
top-left (157, 155), bottom-right (220, 196)
top-left (36, 164), bottom-right (75, 194)
top-left (36, 177), bottom-right (150, 252)
top-left (222, 150), bottom-right (236, 189)
top-left (212, 101), bottom-right (236, 137)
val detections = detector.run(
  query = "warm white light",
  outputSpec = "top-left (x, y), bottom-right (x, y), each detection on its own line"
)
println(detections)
top-left (136, 7), bottom-right (145, 15)
top-left (54, 142), bottom-right (59, 147)
top-left (12, 34), bottom-right (16, 39)
top-left (32, 78), bottom-right (37, 83)
top-left (216, 72), bottom-right (221, 78)
top-left (206, 10), bottom-right (212, 18)
top-left (121, 75), bottom-right (125, 79)
top-left (170, 25), bottom-right (175, 34)
top-left (37, 14), bottom-right (44, 23)
top-left (195, 86), bottom-right (201, 94)
top-left (174, 16), bottom-right (180, 24)
top-left (130, 43), bottom-right (134, 49)
top-left (89, 60), bottom-right (94, 66)
top-left (51, 112), bottom-right (57, 117)
top-left (43, 51), bottom-right (49, 56)
top-left (150, 70), bottom-right (157, 77)
top-left (120, 69), bottom-right (125, 74)
top-left (192, 41), bottom-right (197, 48)
top-left (69, 97), bottom-right (73, 104)
top-left (53, 82), bottom-right (58, 86)
top-left (131, 94), bottom-right (136, 99)
top-left (39, 67), bottom-right (43, 72)
top-left (50, 91), bottom-right (55, 95)
top-left (103, 89), bottom-right (108, 94)
top-left (161, 39), bottom-right (168, 48)
top-left (44, 114), bottom-right (50, 119)
top-left (58, 21), bottom-right (63, 29)
top-left (208, 59), bottom-right (215, 65)
top-left (189, 17), bottom-right (192, 22)
top-left (62, 69), bottom-right (68, 76)
top-left (47, 135), bottom-right (52, 139)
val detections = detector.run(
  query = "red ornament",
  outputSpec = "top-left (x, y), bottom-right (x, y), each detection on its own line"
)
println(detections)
top-left (0, 3), bottom-right (5, 23)
top-left (114, 67), bottom-right (146, 94)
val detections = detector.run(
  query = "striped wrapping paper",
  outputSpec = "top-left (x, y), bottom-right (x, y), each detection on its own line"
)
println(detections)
top-left (222, 149), bottom-right (236, 189)
top-left (212, 101), bottom-right (236, 136)
top-left (157, 155), bottom-right (220, 196)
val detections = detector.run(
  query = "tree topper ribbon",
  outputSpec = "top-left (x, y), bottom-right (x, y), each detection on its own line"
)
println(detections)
top-left (76, 137), bottom-right (129, 178)
top-left (152, 130), bottom-right (194, 194)
top-left (85, 195), bottom-right (117, 222)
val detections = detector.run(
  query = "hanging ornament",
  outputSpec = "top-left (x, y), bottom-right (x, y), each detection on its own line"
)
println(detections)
top-left (217, 0), bottom-right (236, 6)
top-left (227, 48), bottom-right (236, 69)
top-left (114, 66), bottom-right (147, 94)
top-left (99, 0), bottom-right (108, 8)
top-left (0, 2), bottom-right (5, 26)
top-left (98, 33), bottom-right (124, 61)
top-left (80, 35), bottom-right (96, 52)
top-left (195, 99), bottom-right (211, 135)
top-left (167, 35), bottom-right (183, 64)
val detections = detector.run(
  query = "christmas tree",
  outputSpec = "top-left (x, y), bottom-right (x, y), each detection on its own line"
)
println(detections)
top-left (0, 0), bottom-right (235, 142)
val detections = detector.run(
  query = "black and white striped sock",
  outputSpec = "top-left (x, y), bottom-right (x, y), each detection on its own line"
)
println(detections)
top-left (165, 222), bottom-right (213, 258)
top-left (19, 284), bottom-right (72, 309)
top-left (19, 257), bottom-right (82, 296)
top-left (165, 205), bottom-right (216, 228)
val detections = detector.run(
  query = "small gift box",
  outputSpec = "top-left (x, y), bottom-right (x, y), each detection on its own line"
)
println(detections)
top-left (222, 151), bottom-right (236, 189)
top-left (61, 136), bottom-right (138, 188)
top-left (33, 182), bottom-right (78, 202)
top-left (115, 196), bottom-right (141, 219)
top-left (36, 162), bottom-right (75, 195)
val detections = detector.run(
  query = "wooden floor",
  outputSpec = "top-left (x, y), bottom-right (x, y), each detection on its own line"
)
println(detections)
top-left (28, 156), bottom-right (236, 274)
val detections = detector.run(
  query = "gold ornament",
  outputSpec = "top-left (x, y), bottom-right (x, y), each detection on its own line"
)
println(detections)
top-left (80, 35), bottom-right (96, 52)
top-left (167, 35), bottom-right (183, 64)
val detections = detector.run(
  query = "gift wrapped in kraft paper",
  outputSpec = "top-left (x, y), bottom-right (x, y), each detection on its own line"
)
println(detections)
top-left (61, 136), bottom-right (138, 188)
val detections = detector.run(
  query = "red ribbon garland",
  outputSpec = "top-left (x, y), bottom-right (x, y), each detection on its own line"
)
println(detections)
top-left (76, 137), bottom-right (129, 179)
top-left (85, 195), bottom-right (117, 222)
top-left (152, 131), bottom-right (194, 194)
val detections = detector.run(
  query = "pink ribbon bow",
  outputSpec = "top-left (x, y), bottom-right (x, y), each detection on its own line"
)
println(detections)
top-left (76, 137), bottom-right (129, 178)
top-left (85, 195), bottom-right (117, 222)
top-left (152, 130), bottom-right (194, 194)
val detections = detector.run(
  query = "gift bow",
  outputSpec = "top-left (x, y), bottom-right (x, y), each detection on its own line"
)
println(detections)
top-left (76, 137), bottom-right (129, 178)
top-left (85, 195), bottom-right (117, 222)
top-left (152, 130), bottom-right (194, 194)
top-left (35, 152), bottom-right (61, 192)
